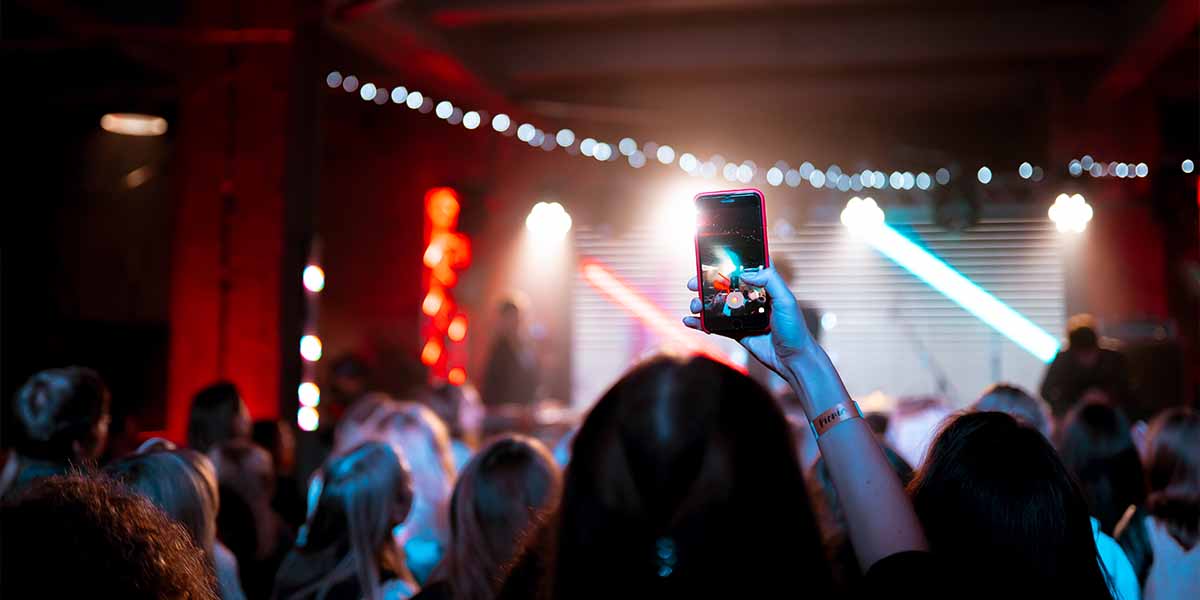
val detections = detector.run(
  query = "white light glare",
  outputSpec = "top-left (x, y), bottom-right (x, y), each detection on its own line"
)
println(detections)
top-left (1048, 193), bottom-right (1093, 234)
top-left (298, 382), bottom-right (321, 407)
top-left (300, 335), bottom-right (323, 362)
top-left (359, 83), bottom-right (377, 101)
top-left (405, 91), bottom-right (423, 109)
top-left (525, 201), bottom-right (573, 242)
top-left (1019, 162), bottom-right (1033, 179)
top-left (840, 196), bottom-right (885, 234)
top-left (517, 123), bottom-right (536, 142)
top-left (657, 145), bottom-right (676, 165)
top-left (302, 265), bottom-right (325, 293)
top-left (297, 406), bottom-right (319, 431)
top-left (593, 143), bottom-right (613, 161)
top-left (1183, 159), bottom-right (1194, 174)
top-left (767, 167), bottom-right (784, 186)
top-left (619, 138), bottom-right (638, 156)
top-left (679, 153), bottom-right (699, 173)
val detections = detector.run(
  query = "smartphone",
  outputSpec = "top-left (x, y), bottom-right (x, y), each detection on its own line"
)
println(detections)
top-left (693, 189), bottom-right (771, 334)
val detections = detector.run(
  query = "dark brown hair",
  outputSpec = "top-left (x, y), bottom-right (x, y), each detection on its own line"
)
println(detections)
top-left (1056, 399), bottom-right (1146, 535)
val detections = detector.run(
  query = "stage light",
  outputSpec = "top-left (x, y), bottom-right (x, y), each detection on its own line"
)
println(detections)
top-left (298, 382), bottom-right (320, 407)
top-left (977, 166), bottom-right (992, 184)
top-left (1081, 155), bottom-right (1094, 169)
top-left (840, 196), bottom-right (885, 234)
top-left (629, 151), bottom-right (647, 168)
top-left (492, 113), bottom-right (511, 132)
top-left (737, 164), bottom-right (753, 183)
top-left (422, 286), bottom-right (447, 316)
top-left (556, 129), bottom-right (575, 147)
top-left (421, 338), bottom-right (443, 366)
top-left (297, 406), bottom-right (319, 432)
top-left (1048, 193), bottom-right (1092, 233)
top-left (1019, 162), bottom-right (1033, 179)
top-left (1182, 159), bottom-right (1194, 173)
top-left (342, 75), bottom-right (359, 93)
top-left (858, 226), bottom-right (1061, 362)
top-left (580, 138), bottom-right (596, 157)
top-left (462, 111), bottom-right (481, 129)
top-left (851, 174), bottom-right (864, 191)
top-left (786, 169), bottom-right (802, 187)
top-left (391, 86), bottom-right (407, 104)
top-left (916, 172), bottom-right (931, 190)
top-left (767, 167), bottom-right (783, 186)
top-left (821, 312), bottom-right (838, 331)
top-left (796, 162), bottom-right (812, 178)
top-left (1107, 162), bottom-right (1118, 176)
top-left (100, 113), bottom-right (168, 137)
top-left (405, 91), bottom-right (423, 109)
top-left (448, 315), bottom-right (468, 342)
top-left (525, 201), bottom-right (573, 242)
top-left (679, 152), bottom-right (699, 173)
top-left (722, 163), bottom-right (738, 181)
top-left (300, 335), bottom-right (323, 362)
top-left (517, 124), bottom-right (536, 142)
top-left (1069, 160), bottom-right (1083, 176)
top-left (303, 265), bottom-right (325, 292)
top-left (448, 367), bottom-right (467, 386)
top-left (657, 145), bottom-right (676, 165)
top-left (808, 170), bottom-right (825, 188)
top-left (326, 71), bottom-right (343, 88)
top-left (619, 138), bottom-right (637, 156)
top-left (936, 168), bottom-right (951, 185)
top-left (594, 143), bottom-right (613, 161)
top-left (359, 83), bottom-right (377, 101)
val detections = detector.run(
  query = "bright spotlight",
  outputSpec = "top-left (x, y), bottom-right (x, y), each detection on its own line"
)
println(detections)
top-left (297, 406), bottom-right (319, 431)
top-left (1048, 193), bottom-right (1093, 233)
top-left (977, 166), bottom-right (992, 184)
top-left (300, 335), bottom-right (323, 362)
top-left (820, 312), bottom-right (838, 331)
top-left (100, 113), bottom-right (168, 137)
top-left (492, 113), bottom-right (511, 132)
top-left (298, 382), bottom-right (320, 407)
top-left (525, 201), bottom-right (573, 242)
top-left (556, 129), bottom-right (575, 147)
top-left (840, 196), bottom-right (885, 234)
top-left (302, 265), bottom-right (326, 293)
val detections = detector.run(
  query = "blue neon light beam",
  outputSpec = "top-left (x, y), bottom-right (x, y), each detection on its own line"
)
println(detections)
top-left (865, 225), bottom-right (1061, 363)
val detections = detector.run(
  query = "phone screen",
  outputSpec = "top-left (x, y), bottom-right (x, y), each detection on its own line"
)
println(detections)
top-left (695, 190), bottom-right (770, 333)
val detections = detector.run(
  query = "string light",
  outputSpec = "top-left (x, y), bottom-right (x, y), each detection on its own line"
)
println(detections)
top-left (492, 113), bottom-right (511, 132)
top-left (1183, 159), bottom-right (1194, 174)
top-left (462, 111), bottom-right (481, 130)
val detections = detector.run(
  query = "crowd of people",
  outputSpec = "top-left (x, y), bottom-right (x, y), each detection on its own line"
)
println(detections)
top-left (1, 267), bottom-right (1197, 598)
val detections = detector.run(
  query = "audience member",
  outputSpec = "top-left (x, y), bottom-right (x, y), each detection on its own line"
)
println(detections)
top-left (189, 382), bottom-right (252, 456)
top-left (807, 446), bottom-right (914, 593)
top-left (254, 419), bottom-right (307, 528)
top-left (909, 411), bottom-right (1112, 597)
top-left (1040, 314), bottom-right (1132, 418)
top-left (1, 366), bottom-right (111, 498)
top-left (378, 401), bottom-right (458, 585)
top-left (1115, 408), bottom-right (1200, 588)
top-left (0, 474), bottom-right (217, 598)
top-left (481, 298), bottom-right (539, 408)
top-left (274, 442), bottom-right (416, 600)
top-left (107, 445), bottom-right (247, 600)
top-left (1055, 399), bottom-right (1144, 599)
top-left (416, 435), bottom-right (562, 600)
top-left (425, 383), bottom-right (484, 471)
top-left (971, 382), bottom-right (1053, 438)
top-left (213, 439), bottom-right (294, 600)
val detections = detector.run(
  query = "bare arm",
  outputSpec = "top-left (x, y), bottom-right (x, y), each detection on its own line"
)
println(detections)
top-left (686, 267), bottom-right (927, 570)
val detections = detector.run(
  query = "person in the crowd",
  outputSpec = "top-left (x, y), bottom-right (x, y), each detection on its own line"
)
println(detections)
top-left (0, 366), bottom-right (111, 498)
top-left (213, 439), bottom-right (294, 600)
top-left (1040, 314), bottom-right (1132, 419)
top-left (481, 297), bottom-right (538, 408)
top-left (415, 435), bottom-right (562, 600)
top-left (807, 446), bottom-right (915, 593)
top-left (254, 419), bottom-right (307, 528)
top-left (425, 382), bottom-right (484, 471)
top-left (1056, 398), bottom-right (1144, 599)
top-left (106, 445), bottom-right (247, 600)
top-left (1115, 408), bottom-right (1200, 589)
top-left (971, 382), bottom-right (1053, 438)
top-left (0, 474), bottom-right (217, 599)
top-left (189, 381), bottom-right (252, 456)
top-left (332, 393), bottom-right (398, 458)
top-left (909, 411), bottom-right (1113, 597)
top-left (378, 402), bottom-right (458, 585)
top-left (274, 441), bottom-right (416, 600)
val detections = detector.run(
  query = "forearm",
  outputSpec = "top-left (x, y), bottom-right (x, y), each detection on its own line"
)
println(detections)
top-left (783, 344), bottom-right (928, 569)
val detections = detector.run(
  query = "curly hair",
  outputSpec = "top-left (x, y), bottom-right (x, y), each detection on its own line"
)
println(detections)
top-left (0, 474), bottom-right (217, 599)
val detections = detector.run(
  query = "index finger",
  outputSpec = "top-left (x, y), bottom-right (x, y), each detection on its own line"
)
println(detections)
top-left (687, 276), bottom-right (698, 292)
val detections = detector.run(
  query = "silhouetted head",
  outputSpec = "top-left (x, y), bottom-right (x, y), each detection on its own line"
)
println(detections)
top-left (0, 474), bottom-right (216, 599)
top-left (253, 419), bottom-right (297, 476)
top-left (12, 366), bottom-right (110, 463)
top-left (107, 448), bottom-right (221, 560)
top-left (909, 411), bottom-right (1110, 596)
top-left (275, 442), bottom-right (414, 600)
top-left (1056, 399), bottom-right (1145, 534)
top-left (972, 383), bottom-right (1052, 438)
top-left (1067, 314), bottom-right (1099, 351)
top-left (548, 355), bottom-right (830, 598)
top-left (1144, 407), bottom-right (1200, 548)
top-left (187, 382), bottom-right (250, 454)
top-left (437, 435), bottom-right (562, 600)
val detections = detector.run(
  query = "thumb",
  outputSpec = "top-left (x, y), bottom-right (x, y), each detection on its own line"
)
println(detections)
top-left (740, 266), bottom-right (795, 306)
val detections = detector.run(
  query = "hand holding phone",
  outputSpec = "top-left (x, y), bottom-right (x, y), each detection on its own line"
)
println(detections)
top-left (691, 189), bottom-right (771, 334)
